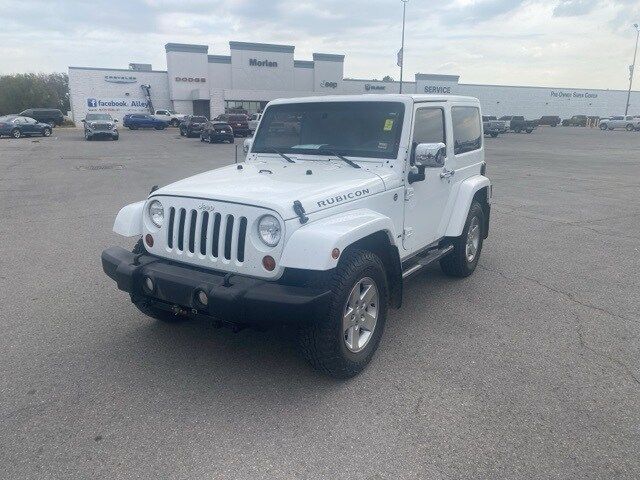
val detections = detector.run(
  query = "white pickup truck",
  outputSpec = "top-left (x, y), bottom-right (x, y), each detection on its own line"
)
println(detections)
top-left (152, 109), bottom-right (187, 127)
top-left (102, 94), bottom-right (491, 378)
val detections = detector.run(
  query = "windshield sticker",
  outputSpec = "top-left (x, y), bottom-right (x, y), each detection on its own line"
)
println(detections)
top-left (378, 142), bottom-right (388, 150)
top-left (291, 144), bottom-right (324, 149)
top-left (383, 119), bottom-right (394, 131)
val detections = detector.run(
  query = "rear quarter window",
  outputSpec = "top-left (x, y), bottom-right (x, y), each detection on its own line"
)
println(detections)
top-left (452, 106), bottom-right (482, 155)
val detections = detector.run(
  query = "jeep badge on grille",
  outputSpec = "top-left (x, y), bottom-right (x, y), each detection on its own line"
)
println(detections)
top-left (197, 204), bottom-right (215, 211)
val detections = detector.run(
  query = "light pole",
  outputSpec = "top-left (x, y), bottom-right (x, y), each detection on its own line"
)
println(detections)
top-left (399, 0), bottom-right (408, 93)
top-left (624, 23), bottom-right (639, 116)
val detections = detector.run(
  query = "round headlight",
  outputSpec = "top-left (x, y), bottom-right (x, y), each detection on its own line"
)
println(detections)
top-left (148, 200), bottom-right (164, 227)
top-left (257, 215), bottom-right (281, 247)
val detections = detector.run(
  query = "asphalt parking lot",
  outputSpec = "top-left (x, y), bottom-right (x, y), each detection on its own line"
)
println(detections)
top-left (1, 126), bottom-right (639, 479)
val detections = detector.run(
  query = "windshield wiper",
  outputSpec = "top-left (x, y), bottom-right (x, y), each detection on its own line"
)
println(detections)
top-left (264, 146), bottom-right (295, 163)
top-left (318, 146), bottom-right (360, 169)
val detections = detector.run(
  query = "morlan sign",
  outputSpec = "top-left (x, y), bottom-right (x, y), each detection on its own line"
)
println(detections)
top-left (249, 58), bottom-right (278, 68)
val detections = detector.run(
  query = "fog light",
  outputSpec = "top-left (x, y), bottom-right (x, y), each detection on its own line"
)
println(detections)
top-left (262, 255), bottom-right (276, 271)
top-left (144, 276), bottom-right (154, 292)
top-left (145, 234), bottom-right (154, 247)
top-left (197, 290), bottom-right (208, 307)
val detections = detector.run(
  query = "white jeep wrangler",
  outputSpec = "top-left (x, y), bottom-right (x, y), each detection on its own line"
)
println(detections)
top-left (102, 94), bottom-right (491, 378)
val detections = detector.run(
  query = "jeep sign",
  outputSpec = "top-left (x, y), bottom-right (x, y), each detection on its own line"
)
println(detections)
top-left (320, 81), bottom-right (338, 89)
top-left (249, 59), bottom-right (278, 67)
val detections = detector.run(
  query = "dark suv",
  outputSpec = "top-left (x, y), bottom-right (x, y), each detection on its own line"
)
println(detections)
top-left (179, 116), bottom-right (208, 137)
top-left (562, 115), bottom-right (588, 127)
top-left (214, 114), bottom-right (250, 137)
top-left (538, 115), bottom-right (561, 127)
top-left (18, 108), bottom-right (64, 126)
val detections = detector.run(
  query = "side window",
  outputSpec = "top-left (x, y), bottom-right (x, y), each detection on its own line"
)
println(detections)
top-left (452, 106), bottom-right (482, 155)
top-left (413, 107), bottom-right (445, 145)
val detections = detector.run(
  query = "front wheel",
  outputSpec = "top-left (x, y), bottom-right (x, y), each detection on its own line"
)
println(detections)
top-left (440, 200), bottom-right (485, 277)
top-left (599, 123), bottom-right (607, 130)
top-left (42, 128), bottom-right (51, 137)
top-left (85, 131), bottom-right (92, 141)
top-left (171, 118), bottom-right (180, 127)
top-left (11, 129), bottom-right (21, 139)
top-left (298, 249), bottom-right (388, 378)
top-left (490, 132), bottom-right (498, 138)
top-left (626, 124), bottom-right (635, 132)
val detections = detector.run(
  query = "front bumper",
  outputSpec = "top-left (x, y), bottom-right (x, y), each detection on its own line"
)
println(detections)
top-left (101, 247), bottom-right (331, 325)
top-left (205, 131), bottom-right (234, 142)
top-left (87, 129), bottom-right (117, 137)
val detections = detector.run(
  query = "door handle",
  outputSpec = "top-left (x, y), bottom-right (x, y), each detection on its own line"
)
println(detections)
top-left (439, 168), bottom-right (455, 179)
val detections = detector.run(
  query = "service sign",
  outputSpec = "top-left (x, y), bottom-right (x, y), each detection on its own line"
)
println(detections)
top-left (86, 98), bottom-right (150, 112)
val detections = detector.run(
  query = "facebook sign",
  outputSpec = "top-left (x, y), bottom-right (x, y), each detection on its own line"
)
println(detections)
top-left (87, 98), bottom-right (98, 107)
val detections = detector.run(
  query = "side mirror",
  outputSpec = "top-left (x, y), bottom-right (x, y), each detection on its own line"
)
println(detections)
top-left (81, 119), bottom-right (86, 123)
top-left (243, 138), bottom-right (253, 154)
top-left (408, 142), bottom-right (446, 184)
top-left (113, 119), bottom-right (118, 123)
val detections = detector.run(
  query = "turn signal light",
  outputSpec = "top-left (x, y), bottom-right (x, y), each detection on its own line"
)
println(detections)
top-left (262, 255), bottom-right (276, 271)
top-left (331, 248), bottom-right (340, 259)
top-left (145, 234), bottom-right (154, 247)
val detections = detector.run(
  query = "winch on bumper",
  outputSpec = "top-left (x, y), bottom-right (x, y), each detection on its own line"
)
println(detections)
top-left (101, 246), bottom-right (331, 325)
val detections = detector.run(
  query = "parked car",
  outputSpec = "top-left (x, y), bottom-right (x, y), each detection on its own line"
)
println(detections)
top-left (483, 115), bottom-right (508, 133)
top-left (538, 115), bottom-right (561, 127)
top-left (101, 93), bottom-right (492, 379)
top-left (506, 116), bottom-right (536, 133)
top-left (200, 121), bottom-right (234, 143)
top-left (0, 115), bottom-right (52, 138)
top-left (18, 108), bottom-right (64, 126)
top-left (561, 115), bottom-right (588, 127)
top-left (82, 113), bottom-right (118, 141)
top-left (179, 116), bottom-right (208, 137)
top-left (598, 115), bottom-right (640, 131)
top-left (482, 116), bottom-right (501, 137)
top-left (153, 109), bottom-right (187, 127)
top-left (248, 113), bottom-right (262, 134)
top-left (214, 113), bottom-right (250, 137)
top-left (123, 114), bottom-right (168, 130)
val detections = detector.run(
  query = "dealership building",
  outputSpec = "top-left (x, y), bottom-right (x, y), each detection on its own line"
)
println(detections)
top-left (68, 41), bottom-right (639, 122)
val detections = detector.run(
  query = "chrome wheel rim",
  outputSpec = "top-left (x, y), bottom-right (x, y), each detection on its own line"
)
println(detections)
top-left (343, 277), bottom-right (378, 353)
top-left (465, 216), bottom-right (481, 263)
top-left (13, 130), bottom-right (20, 138)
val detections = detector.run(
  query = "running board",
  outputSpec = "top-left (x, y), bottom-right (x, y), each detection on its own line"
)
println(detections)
top-left (402, 245), bottom-right (454, 279)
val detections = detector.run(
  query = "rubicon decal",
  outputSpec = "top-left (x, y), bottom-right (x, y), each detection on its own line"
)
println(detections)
top-left (317, 189), bottom-right (370, 208)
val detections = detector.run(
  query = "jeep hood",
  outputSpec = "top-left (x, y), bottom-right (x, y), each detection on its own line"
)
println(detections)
top-left (153, 159), bottom-right (393, 220)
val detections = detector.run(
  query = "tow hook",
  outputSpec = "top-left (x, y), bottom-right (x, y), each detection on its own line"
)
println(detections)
top-left (170, 305), bottom-right (194, 316)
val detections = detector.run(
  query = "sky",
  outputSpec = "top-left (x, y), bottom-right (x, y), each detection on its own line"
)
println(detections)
top-left (1, 0), bottom-right (639, 90)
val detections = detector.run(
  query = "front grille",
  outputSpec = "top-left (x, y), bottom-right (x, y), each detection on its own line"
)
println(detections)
top-left (167, 207), bottom-right (247, 262)
top-left (93, 123), bottom-right (112, 131)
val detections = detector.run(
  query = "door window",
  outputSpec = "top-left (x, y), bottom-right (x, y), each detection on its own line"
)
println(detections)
top-left (412, 107), bottom-right (445, 164)
top-left (452, 107), bottom-right (482, 155)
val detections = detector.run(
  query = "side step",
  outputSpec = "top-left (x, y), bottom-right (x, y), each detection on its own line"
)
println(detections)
top-left (402, 245), bottom-right (454, 279)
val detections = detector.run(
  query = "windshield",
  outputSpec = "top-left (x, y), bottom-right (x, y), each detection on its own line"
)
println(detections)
top-left (86, 114), bottom-right (112, 121)
top-left (0, 115), bottom-right (16, 122)
top-left (192, 116), bottom-right (207, 122)
top-left (252, 101), bottom-right (405, 159)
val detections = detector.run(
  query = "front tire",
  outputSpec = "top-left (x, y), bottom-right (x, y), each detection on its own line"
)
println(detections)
top-left (626, 124), bottom-right (635, 132)
top-left (599, 123), bottom-right (607, 130)
top-left (171, 118), bottom-right (180, 127)
top-left (42, 128), bottom-right (52, 137)
top-left (298, 249), bottom-right (388, 378)
top-left (11, 128), bottom-right (21, 139)
top-left (440, 200), bottom-right (485, 277)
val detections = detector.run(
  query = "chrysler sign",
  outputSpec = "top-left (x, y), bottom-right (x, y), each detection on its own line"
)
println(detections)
top-left (104, 75), bottom-right (137, 84)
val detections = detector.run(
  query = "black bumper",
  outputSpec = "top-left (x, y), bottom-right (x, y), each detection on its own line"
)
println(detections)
top-left (101, 247), bottom-right (331, 325)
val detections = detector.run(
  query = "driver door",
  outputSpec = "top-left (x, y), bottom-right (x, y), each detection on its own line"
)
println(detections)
top-left (402, 104), bottom-right (455, 254)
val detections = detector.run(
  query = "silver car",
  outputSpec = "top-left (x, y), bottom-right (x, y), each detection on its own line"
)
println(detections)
top-left (83, 113), bottom-right (119, 140)
top-left (599, 115), bottom-right (640, 131)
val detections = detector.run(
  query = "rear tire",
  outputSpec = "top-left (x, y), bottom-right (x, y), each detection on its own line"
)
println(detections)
top-left (43, 128), bottom-right (51, 137)
top-left (599, 123), bottom-right (607, 130)
top-left (440, 200), bottom-right (485, 278)
top-left (11, 129), bottom-right (21, 139)
top-left (626, 124), bottom-right (635, 132)
top-left (298, 249), bottom-right (388, 378)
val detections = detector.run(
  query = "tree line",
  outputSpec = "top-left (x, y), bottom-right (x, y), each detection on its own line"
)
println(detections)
top-left (0, 73), bottom-right (70, 116)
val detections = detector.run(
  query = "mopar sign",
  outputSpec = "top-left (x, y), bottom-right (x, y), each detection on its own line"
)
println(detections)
top-left (365, 84), bottom-right (385, 91)
top-left (86, 98), bottom-right (150, 111)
